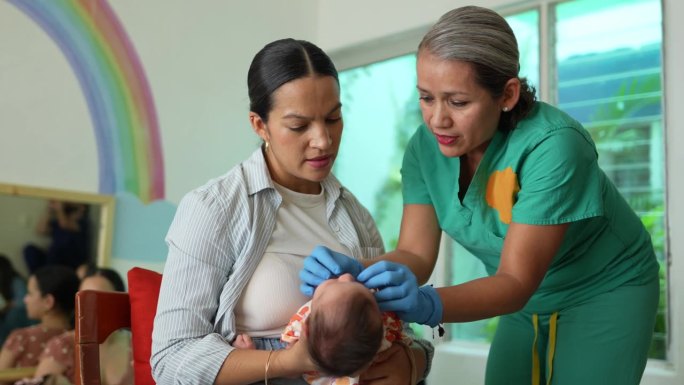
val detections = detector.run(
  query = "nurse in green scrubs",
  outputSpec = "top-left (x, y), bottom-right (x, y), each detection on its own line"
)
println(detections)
top-left (300, 6), bottom-right (659, 385)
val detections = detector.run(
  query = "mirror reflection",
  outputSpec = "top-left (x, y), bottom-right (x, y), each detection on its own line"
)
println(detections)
top-left (22, 200), bottom-right (93, 275)
top-left (0, 183), bottom-right (114, 278)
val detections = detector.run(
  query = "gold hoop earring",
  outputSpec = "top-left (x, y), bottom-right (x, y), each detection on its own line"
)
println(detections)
top-left (264, 141), bottom-right (270, 150)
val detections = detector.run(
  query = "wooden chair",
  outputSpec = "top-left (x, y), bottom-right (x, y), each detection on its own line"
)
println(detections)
top-left (74, 290), bottom-right (130, 385)
top-left (74, 267), bottom-right (161, 385)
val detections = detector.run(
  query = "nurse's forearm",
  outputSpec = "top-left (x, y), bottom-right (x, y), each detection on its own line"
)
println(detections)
top-left (436, 223), bottom-right (565, 322)
top-left (436, 273), bottom-right (533, 322)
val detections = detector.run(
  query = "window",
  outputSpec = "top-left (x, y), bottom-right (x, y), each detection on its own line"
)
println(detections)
top-left (334, 0), bottom-right (667, 361)
top-left (554, 0), bottom-right (666, 359)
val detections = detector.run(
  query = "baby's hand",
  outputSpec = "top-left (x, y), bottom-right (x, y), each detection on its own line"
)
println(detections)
top-left (232, 334), bottom-right (255, 349)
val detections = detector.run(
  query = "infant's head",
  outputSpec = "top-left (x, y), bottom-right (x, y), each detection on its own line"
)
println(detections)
top-left (306, 273), bottom-right (383, 377)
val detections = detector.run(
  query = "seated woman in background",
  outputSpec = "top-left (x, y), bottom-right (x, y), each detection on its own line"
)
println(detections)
top-left (31, 267), bottom-right (132, 385)
top-left (0, 265), bottom-right (79, 374)
top-left (0, 255), bottom-right (33, 346)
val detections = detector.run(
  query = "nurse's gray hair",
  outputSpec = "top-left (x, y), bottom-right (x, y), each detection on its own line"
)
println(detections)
top-left (418, 5), bottom-right (536, 131)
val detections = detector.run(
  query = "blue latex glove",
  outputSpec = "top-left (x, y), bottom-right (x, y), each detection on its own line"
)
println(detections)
top-left (357, 261), bottom-right (443, 327)
top-left (299, 245), bottom-right (363, 297)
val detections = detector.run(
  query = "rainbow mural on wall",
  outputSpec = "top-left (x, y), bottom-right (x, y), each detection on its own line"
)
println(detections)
top-left (9, 0), bottom-right (165, 203)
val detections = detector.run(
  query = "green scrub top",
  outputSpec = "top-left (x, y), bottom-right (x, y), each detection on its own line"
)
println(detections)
top-left (401, 102), bottom-right (659, 313)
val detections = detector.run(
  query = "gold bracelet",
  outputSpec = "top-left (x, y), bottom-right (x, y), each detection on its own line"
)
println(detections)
top-left (265, 350), bottom-right (275, 385)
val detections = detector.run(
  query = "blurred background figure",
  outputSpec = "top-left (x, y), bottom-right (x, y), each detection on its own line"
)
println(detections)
top-left (74, 263), bottom-right (96, 281)
top-left (0, 255), bottom-right (34, 346)
top-left (0, 265), bottom-right (80, 374)
top-left (31, 267), bottom-right (132, 385)
top-left (23, 201), bottom-right (90, 274)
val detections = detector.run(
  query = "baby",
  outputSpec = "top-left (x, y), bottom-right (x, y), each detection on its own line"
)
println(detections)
top-left (234, 273), bottom-right (412, 385)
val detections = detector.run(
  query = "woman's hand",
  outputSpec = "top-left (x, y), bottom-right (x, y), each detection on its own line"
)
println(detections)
top-left (358, 261), bottom-right (443, 327)
top-left (299, 245), bottom-right (363, 296)
top-left (231, 334), bottom-right (255, 349)
top-left (359, 343), bottom-right (413, 385)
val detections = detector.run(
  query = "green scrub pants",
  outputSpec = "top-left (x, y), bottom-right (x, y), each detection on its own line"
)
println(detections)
top-left (485, 278), bottom-right (659, 385)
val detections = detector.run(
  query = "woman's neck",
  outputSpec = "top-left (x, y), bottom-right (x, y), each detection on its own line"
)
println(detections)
top-left (41, 311), bottom-right (70, 330)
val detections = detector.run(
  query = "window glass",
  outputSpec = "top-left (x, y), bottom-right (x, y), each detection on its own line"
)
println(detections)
top-left (336, 54), bottom-right (419, 250)
top-left (555, 0), bottom-right (665, 359)
top-left (507, 10), bottom-right (540, 97)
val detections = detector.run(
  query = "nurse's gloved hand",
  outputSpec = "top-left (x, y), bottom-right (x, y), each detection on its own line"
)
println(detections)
top-left (357, 261), bottom-right (443, 327)
top-left (299, 245), bottom-right (363, 297)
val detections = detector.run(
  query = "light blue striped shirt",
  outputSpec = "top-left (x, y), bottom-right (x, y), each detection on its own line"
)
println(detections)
top-left (151, 149), bottom-right (432, 384)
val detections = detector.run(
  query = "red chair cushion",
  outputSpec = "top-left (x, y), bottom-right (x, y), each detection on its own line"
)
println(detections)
top-left (127, 267), bottom-right (163, 385)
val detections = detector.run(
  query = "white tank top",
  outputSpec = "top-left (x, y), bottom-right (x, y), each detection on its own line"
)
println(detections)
top-left (234, 183), bottom-right (351, 338)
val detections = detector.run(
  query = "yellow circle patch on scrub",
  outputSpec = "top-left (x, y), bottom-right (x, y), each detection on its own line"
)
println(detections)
top-left (485, 167), bottom-right (520, 224)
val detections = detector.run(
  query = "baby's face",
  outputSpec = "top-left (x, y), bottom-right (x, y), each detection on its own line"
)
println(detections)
top-left (312, 273), bottom-right (376, 308)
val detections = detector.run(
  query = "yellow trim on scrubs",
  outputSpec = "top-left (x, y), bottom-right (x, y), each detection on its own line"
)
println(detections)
top-left (532, 312), bottom-right (559, 385)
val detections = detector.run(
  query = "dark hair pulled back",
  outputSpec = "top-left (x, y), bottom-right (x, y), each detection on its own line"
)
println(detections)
top-left (83, 266), bottom-right (126, 292)
top-left (248, 38), bottom-right (338, 122)
top-left (33, 265), bottom-right (80, 315)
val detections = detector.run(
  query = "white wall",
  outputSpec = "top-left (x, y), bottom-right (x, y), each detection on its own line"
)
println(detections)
top-left (0, 0), bottom-right (318, 203)
top-left (317, 0), bottom-right (512, 52)
top-left (0, 5), bottom-right (99, 193)
top-left (316, 0), bottom-right (684, 384)
top-left (110, 0), bottom-right (318, 202)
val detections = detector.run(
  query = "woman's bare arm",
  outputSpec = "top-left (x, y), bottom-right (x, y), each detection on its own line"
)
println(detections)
top-left (213, 339), bottom-right (314, 385)
top-left (438, 222), bottom-right (568, 322)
